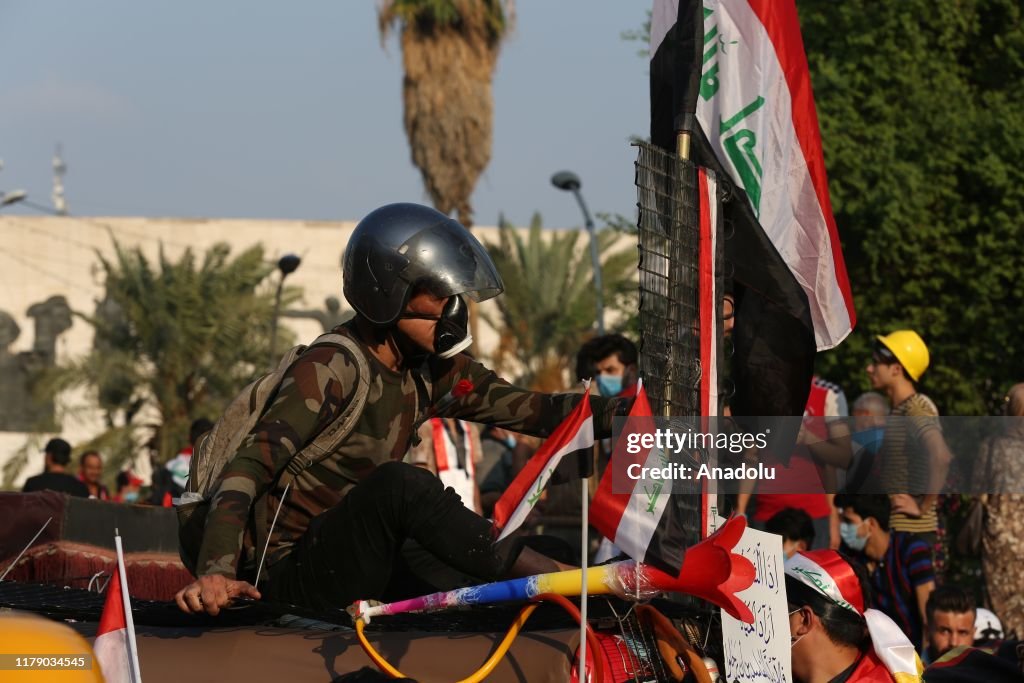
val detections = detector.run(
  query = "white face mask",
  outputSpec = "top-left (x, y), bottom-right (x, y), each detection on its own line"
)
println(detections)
top-left (789, 608), bottom-right (806, 648)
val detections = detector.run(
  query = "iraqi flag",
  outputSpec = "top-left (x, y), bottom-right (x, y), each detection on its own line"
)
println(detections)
top-left (590, 384), bottom-right (689, 574)
top-left (651, 0), bottom-right (855, 419)
top-left (492, 389), bottom-right (595, 541)
top-left (94, 536), bottom-right (143, 683)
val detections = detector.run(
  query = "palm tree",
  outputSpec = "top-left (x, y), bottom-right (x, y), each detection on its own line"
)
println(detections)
top-left (482, 214), bottom-right (638, 391)
top-left (378, 0), bottom-right (513, 227)
top-left (32, 239), bottom-right (295, 475)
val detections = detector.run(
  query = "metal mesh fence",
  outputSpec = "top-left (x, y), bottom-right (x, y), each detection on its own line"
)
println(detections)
top-left (634, 142), bottom-right (702, 419)
top-left (634, 141), bottom-right (728, 571)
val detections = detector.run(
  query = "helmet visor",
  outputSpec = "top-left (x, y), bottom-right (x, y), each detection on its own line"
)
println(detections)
top-left (397, 221), bottom-right (504, 302)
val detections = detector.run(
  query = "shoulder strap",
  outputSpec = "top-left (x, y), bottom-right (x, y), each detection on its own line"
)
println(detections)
top-left (250, 332), bottom-right (371, 582)
top-left (278, 332), bottom-right (372, 487)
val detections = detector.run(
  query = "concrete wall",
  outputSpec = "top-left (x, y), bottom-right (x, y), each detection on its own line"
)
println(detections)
top-left (0, 215), bottom-right (630, 487)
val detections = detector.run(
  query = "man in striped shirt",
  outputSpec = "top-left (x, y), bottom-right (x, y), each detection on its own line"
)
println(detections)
top-left (835, 493), bottom-right (936, 648)
top-left (866, 330), bottom-right (953, 550)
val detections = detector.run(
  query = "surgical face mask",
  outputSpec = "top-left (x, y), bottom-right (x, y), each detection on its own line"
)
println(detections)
top-left (789, 609), bottom-right (806, 648)
top-left (123, 491), bottom-right (140, 503)
top-left (840, 521), bottom-right (868, 552)
top-left (596, 373), bottom-right (624, 397)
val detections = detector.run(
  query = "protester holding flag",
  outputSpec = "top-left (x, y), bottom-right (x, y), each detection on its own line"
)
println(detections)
top-left (176, 203), bottom-right (629, 616)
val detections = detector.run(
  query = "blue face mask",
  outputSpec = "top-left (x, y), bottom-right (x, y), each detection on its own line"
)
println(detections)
top-left (123, 491), bottom-right (140, 503)
top-left (840, 521), bottom-right (868, 551)
top-left (596, 374), bottom-right (623, 397)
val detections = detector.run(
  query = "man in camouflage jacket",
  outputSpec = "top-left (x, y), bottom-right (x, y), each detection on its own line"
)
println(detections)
top-left (176, 204), bottom-right (626, 614)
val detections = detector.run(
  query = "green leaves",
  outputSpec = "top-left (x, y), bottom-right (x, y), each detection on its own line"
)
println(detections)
top-left (44, 239), bottom-right (292, 466)
top-left (799, 0), bottom-right (1024, 415)
top-left (482, 214), bottom-right (637, 389)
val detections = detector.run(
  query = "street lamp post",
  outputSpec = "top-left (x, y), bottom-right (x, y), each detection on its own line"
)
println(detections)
top-left (552, 171), bottom-right (605, 335)
top-left (269, 253), bottom-right (302, 365)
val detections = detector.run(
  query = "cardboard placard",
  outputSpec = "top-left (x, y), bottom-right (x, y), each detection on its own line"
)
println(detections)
top-left (721, 527), bottom-right (792, 682)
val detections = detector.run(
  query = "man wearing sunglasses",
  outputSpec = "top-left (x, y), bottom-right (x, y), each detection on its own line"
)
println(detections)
top-left (866, 330), bottom-right (953, 555)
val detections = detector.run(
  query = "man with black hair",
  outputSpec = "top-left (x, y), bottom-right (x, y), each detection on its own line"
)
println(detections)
top-left (766, 507), bottom-right (816, 559)
top-left (22, 438), bottom-right (89, 497)
top-left (575, 333), bottom-right (639, 398)
top-left (925, 586), bottom-right (976, 663)
top-left (77, 451), bottom-right (110, 500)
top-left (835, 493), bottom-right (936, 648)
top-left (786, 549), bottom-right (922, 682)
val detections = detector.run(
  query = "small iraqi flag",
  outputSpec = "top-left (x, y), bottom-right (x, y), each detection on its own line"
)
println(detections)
top-left (589, 383), bottom-right (689, 574)
top-left (491, 385), bottom-right (595, 541)
top-left (93, 534), bottom-right (143, 683)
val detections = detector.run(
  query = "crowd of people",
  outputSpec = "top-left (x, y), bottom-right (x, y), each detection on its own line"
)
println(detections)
top-left (16, 202), bottom-right (1024, 681)
top-left (740, 328), bottom-right (1024, 680)
top-left (21, 418), bottom-right (215, 507)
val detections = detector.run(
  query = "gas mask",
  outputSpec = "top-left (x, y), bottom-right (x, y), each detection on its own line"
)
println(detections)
top-left (400, 295), bottom-right (473, 359)
top-left (433, 295), bottom-right (473, 358)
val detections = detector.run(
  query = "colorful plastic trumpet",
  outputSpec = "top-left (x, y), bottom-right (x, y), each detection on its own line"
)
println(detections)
top-left (355, 515), bottom-right (755, 623)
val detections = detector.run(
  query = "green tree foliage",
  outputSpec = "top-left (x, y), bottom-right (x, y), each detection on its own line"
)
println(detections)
top-left (625, 2), bottom-right (1023, 414)
top-left (39, 240), bottom-right (293, 472)
top-left (481, 214), bottom-right (637, 390)
top-left (798, 0), bottom-right (1024, 415)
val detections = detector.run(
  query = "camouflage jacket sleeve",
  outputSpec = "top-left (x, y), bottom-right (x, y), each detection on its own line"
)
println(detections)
top-left (195, 345), bottom-right (358, 578)
top-left (429, 355), bottom-right (625, 439)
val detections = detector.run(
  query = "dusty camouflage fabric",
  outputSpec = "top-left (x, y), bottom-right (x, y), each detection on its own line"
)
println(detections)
top-left (196, 322), bottom-right (623, 579)
top-left (975, 432), bottom-right (1024, 639)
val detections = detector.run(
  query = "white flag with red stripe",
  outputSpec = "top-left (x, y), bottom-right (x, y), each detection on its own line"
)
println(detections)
top-left (94, 535), bottom-right (142, 683)
top-left (492, 388), bottom-right (594, 541)
top-left (651, 0), bottom-right (855, 350)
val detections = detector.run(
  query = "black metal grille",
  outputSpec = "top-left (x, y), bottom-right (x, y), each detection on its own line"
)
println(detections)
top-left (634, 142), bottom-right (703, 419)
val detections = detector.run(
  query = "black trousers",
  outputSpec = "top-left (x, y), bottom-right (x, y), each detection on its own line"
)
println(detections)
top-left (263, 461), bottom-right (521, 610)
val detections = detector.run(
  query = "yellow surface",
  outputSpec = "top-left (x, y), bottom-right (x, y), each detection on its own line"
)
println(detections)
top-left (0, 612), bottom-right (104, 682)
top-left (537, 565), bottom-right (617, 596)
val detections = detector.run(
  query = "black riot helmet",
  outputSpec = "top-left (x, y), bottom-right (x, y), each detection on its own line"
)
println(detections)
top-left (342, 203), bottom-right (504, 326)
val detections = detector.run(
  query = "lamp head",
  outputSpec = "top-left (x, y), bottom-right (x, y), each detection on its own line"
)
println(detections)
top-left (277, 253), bottom-right (301, 276)
top-left (551, 171), bottom-right (581, 192)
top-left (0, 190), bottom-right (28, 207)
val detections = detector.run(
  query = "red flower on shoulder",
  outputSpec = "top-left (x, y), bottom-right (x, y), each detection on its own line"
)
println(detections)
top-left (452, 380), bottom-right (475, 398)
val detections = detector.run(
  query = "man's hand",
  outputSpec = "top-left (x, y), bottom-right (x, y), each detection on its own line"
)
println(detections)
top-left (890, 494), bottom-right (922, 518)
top-left (175, 575), bottom-right (261, 616)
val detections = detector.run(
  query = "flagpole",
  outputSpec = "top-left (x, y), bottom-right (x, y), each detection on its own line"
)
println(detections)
top-left (578, 380), bottom-right (594, 681)
top-left (579, 474), bottom-right (589, 681)
top-left (114, 530), bottom-right (143, 683)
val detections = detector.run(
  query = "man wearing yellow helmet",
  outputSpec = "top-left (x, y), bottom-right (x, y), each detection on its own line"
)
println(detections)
top-left (866, 330), bottom-right (953, 554)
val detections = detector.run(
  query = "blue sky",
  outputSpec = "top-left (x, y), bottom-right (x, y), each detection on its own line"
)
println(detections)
top-left (0, 1), bottom-right (649, 229)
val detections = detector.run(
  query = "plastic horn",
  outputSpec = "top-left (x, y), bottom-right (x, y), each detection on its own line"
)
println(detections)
top-left (355, 515), bottom-right (755, 624)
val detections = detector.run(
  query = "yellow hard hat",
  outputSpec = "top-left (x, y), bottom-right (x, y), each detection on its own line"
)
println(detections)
top-left (0, 611), bottom-right (105, 682)
top-left (876, 330), bottom-right (930, 381)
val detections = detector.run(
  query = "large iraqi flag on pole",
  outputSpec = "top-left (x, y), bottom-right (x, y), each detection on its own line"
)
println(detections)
top-left (651, 0), bottom-right (855, 418)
